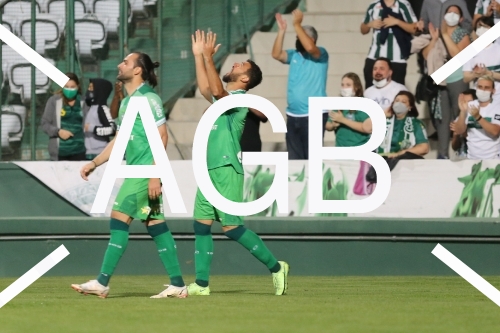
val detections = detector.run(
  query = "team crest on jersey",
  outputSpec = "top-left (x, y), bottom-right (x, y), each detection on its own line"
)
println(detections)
top-left (60, 109), bottom-right (66, 117)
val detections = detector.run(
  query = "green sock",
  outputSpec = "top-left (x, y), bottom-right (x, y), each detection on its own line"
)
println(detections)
top-left (97, 218), bottom-right (129, 286)
top-left (193, 221), bottom-right (213, 288)
top-left (225, 226), bottom-right (280, 273)
top-left (147, 222), bottom-right (184, 287)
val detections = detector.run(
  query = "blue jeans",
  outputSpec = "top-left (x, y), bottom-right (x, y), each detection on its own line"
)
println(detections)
top-left (286, 113), bottom-right (328, 160)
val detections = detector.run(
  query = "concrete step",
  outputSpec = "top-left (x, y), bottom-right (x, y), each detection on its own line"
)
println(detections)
top-left (250, 31), bottom-right (372, 55)
top-left (169, 98), bottom-right (210, 122)
top-left (281, 13), bottom-right (365, 33)
top-left (305, 0), bottom-right (370, 14)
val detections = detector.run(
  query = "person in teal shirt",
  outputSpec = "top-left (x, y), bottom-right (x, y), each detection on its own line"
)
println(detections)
top-left (326, 73), bottom-right (372, 146)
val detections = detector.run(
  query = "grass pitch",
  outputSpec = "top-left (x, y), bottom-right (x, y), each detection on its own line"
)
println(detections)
top-left (1, 275), bottom-right (500, 333)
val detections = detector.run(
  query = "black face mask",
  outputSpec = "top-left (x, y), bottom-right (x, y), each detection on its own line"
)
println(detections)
top-left (295, 39), bottom-right (306, 53)
top-left (85, 91), bottom-right (94, 106)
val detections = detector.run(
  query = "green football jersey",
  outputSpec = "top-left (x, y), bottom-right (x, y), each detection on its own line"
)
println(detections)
top-left (116, 83), bottom-right (166, 166)
top-left (208, 89), bottom-right (248, 174)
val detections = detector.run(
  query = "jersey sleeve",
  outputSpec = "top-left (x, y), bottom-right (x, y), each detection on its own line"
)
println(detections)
top-left (363, 4), bottom-right (374, 24)
top-left (400, 0), bottom-right (417, 23)
top-left (475, 0), bottom-right (484, 15)
top-left (317, 47), bottom-right (329, 63)
top-left (147, 93), bottom-right (166, 127)
top-left (285, 49), bottom-right (296, 65)
top-left (356, 110), bottom-right (370, 122)
top-left (414, 119), bottom-right (429, 144)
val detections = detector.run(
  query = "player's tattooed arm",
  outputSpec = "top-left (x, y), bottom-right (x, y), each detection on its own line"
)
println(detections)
top-left (192, 30), bottom-right (212, 102)
top-left (202, 31), bottom-right (228, 100)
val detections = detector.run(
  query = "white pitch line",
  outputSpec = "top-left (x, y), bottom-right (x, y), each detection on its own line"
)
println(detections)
top-left (0, 245), bottom-right (70, 308)
top-left (431, 21), bottom-right (500, 85)
top-left (432, 243), bottom-right (500, 307)
top-left (0, 25), bottom-right (69, 88)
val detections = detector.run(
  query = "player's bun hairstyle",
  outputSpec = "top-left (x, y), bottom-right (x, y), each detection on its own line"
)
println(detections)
top-left (245, 59), bottom-right (262, 90)
top-left (134, 52), bottom-right (160, 88)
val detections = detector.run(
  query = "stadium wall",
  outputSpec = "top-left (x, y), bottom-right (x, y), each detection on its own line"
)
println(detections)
top-left (1, 217), bottom-right (500, 278)
top-left (1, 162), bottom-right (500, 277)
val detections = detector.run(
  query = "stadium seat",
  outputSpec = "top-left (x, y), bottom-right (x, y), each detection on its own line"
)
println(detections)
top-left (74, 18), bottom-right (107, 60)
top-left (1, 44), bottom-right (24, 86)
top-left (93, 0), bottom-right (132, 36)
top-left (1, 110), bottom-right (22, 152)
top-left (9, 61), bottom-right (54, 104)
top-left (20, 17), bottom-right (63, 56)
top-left (2, 105), bottom-right (27, 143)
top-left (3, 0), bottom-right (41, 16)
top-left (47, 0), bottom-right (87, 20)
top-left (1, 19), bottom-right (14, 33)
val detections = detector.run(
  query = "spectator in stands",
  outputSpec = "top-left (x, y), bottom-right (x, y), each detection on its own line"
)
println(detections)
top-left (417, 0), bottom-right (472, 32)
top-left (272, 9), bottom-right (329, 160)
top-left (453, 75), bottom-right (500, 159)
top-left (426, 5), bottom-right (471, 159)
top-left (360, 0), bottom-right (418, 89)
top-left (41, 73), bottom-right (87, 161)
top-left (110, 81), bottom-right (124, 119)
top-left (84, 78), bottom-right (116, 160)
top-left (326, 73), bottom-right (372, 147)
top-left (463, 16), bottom-right (500, 98)
top-left (473, 0), bottom-right (500, 27)
top-left (364, 57), bottom-right (409, 113)
top-left (378, 91), bottom-right (430, 157)
top-left (450, 89), bottom-right (477, 159)
top-left (241, 108), bottom-right (268, 152)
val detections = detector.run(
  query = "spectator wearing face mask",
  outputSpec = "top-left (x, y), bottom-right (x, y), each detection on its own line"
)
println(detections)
top-left (326, 73), bottom-right (372, 147)
top-left (454, 75), bottom-right (500, 159)
top-left (41, 72), bottom-right (88, 161)
top-left (364, 57), bottom-right (409, 114)
top-left (378, 91), bottom-right (430, 157)
top-left (426, 4), bottom-right (471, 159)
top-left (473, 0), bottom-right (500, 27)
top-left (417, 0), bottom-right (472, 32)
top-left (272, 9), bottom-right (329, 160)
top-left (83, 78), bottom-right (116, 160)
top-left (463, 16), bottom-right (500, 98)
top-left (450, 89), bottom-right (477, 159)
top-left (360, 0), bottom-right (418, 89)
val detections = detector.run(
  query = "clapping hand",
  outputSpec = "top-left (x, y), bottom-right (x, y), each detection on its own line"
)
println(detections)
top-left (275, 13), bottom-right (287, 31)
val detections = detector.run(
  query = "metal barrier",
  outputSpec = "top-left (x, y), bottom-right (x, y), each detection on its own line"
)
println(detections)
top-left (0, 0), bottom-right (297, 161)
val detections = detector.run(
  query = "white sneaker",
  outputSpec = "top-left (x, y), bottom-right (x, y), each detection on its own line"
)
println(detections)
top-left (71, 280), bottom-right (110, 298)
top-left (150, 284), bottom-right (188, 299)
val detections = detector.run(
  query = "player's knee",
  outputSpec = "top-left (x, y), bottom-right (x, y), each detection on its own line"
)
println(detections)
top-left (146, 221), bottom-right (169, 237)
top-left (193, 221), bottom-right (212, 235)
top-left (224, 226), bottom-right (246, 241)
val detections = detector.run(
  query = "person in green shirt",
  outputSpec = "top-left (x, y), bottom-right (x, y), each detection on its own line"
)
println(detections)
top-left (71, 52), bottom-right (187, 299)
top-left (378, 91), bottom-right (430, 157)
top-left (41, 72), bottom-right (87, 161)
top-left (325, 72), bottom-right (372, 146)
top-left (189, 29), bottom-right (289, 296)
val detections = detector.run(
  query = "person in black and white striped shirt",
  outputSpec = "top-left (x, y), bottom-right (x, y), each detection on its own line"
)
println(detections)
top-left (360, 0), bottom-right (418, 89)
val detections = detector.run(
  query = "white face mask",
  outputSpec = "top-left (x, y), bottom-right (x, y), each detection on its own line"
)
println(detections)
top-left (340, 88), bottom-right (355, 97)
top-left (476, 26), bottom-right (489, 37)
top-left (373, 78), bottom-right (388, 88)
top-left (476, 89), bottom-right (492, 102)
top-left (444, 12), bottom-right (460, 27)
top-left (392, 102), bottom-right (409, 115)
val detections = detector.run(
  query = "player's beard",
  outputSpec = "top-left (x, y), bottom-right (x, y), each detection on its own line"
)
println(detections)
top-left (222, 73), bottom-right (238, 83)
